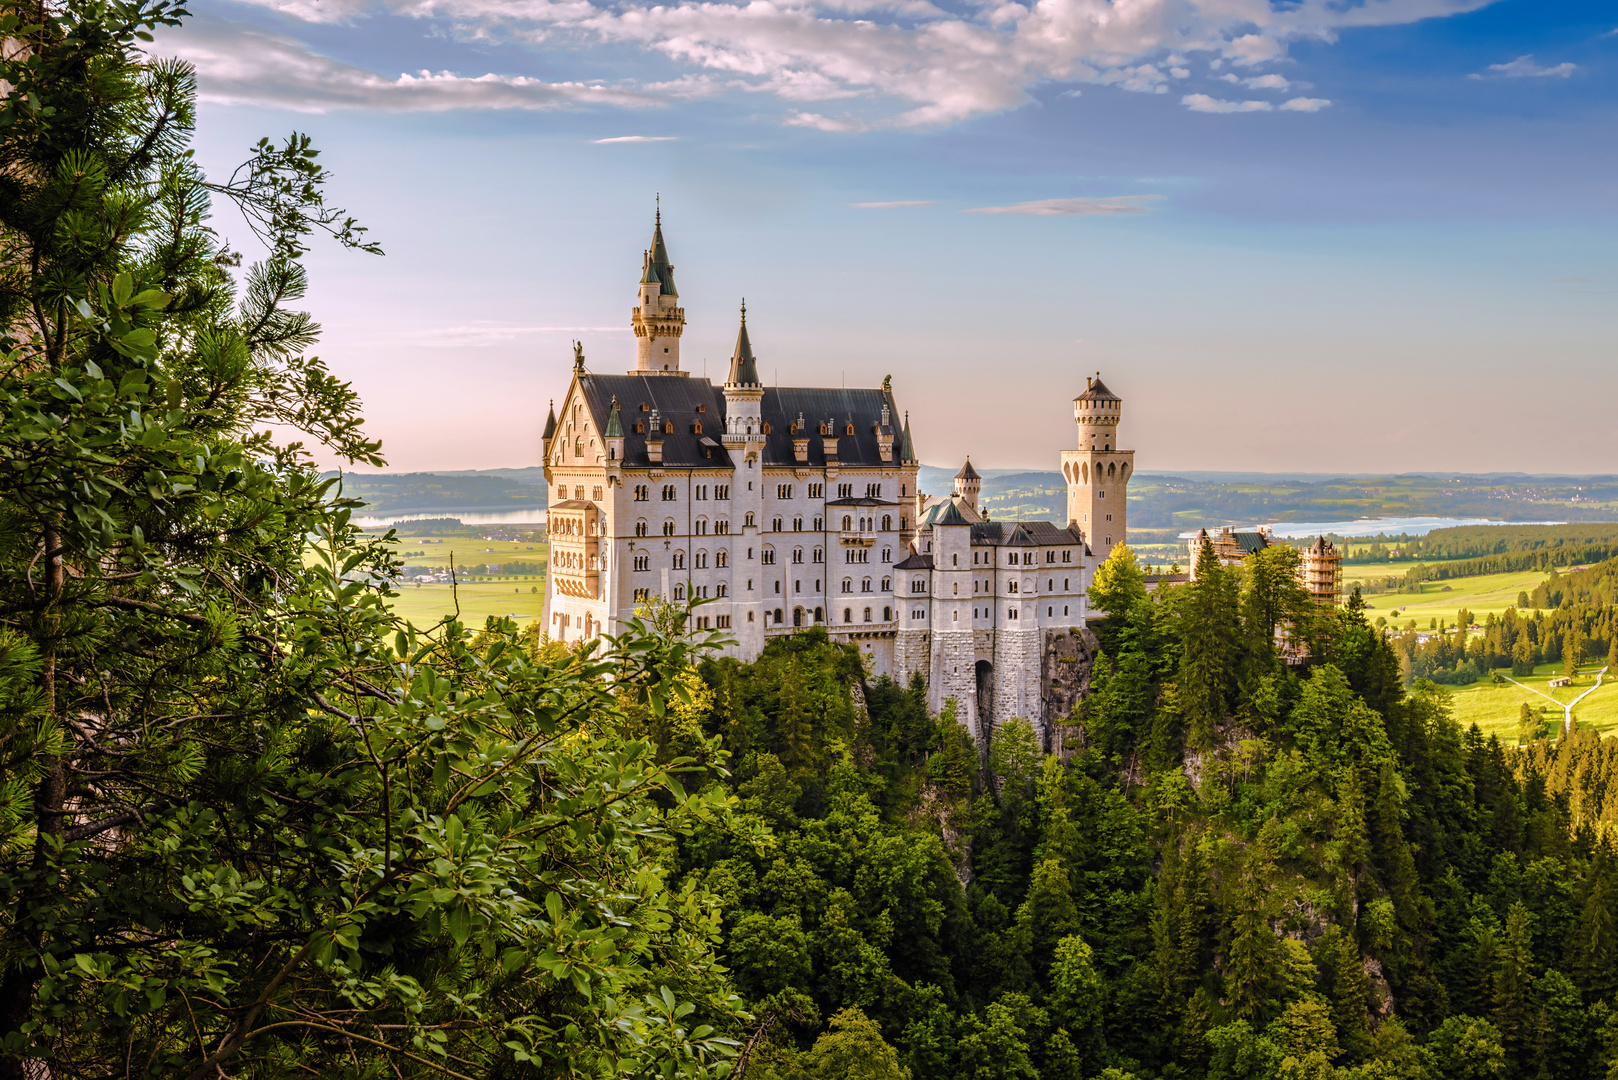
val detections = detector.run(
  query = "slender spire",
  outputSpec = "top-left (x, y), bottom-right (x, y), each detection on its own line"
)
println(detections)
top-left (726, 300), bottom-right (759, 387)
top-left (899, 411), bottom-right (915, 463)
top-left (542, 399), bottom-right (557, 440)
top-left (646, 200), bottom-right (677, 296)
top-left (604, 396), bottom-right (623, 437)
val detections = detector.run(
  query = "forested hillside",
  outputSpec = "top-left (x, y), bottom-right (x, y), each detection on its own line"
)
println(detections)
top-left (660, 543), bottom-right (1618, 1079)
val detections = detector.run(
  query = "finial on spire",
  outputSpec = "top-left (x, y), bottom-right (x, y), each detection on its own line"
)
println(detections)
top-left (655, 192), bottom-right (661, 225)
top-left (740, 298), bottom-right (746, 324)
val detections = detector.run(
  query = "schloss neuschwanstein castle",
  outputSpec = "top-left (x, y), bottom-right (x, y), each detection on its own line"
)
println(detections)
top-left (541, 211), bottom-right (1134, 744)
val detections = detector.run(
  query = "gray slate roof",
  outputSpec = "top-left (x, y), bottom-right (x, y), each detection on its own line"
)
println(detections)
top-left (893, 550), bottom-right (933, 570)
top-left (1077, 375), bottom-right (1119, 402)
top-left (971, 521), bottom-right (1087, 547)
top-left (573, 375), bottom-right (902, 469)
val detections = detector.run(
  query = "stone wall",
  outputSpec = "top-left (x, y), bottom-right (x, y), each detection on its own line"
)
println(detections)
top-left (1041, 626), bottom-right (1098, 757)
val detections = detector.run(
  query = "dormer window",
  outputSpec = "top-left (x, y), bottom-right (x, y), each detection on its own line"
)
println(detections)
top-left (844, 423), bottom-right (855, 435)
top-left (696, 403), bottom-right (705, 413)
top-left (663, 421), bottom-right (673, 434)
top-left (640, 402), bottom-right (650, 412)
top-left (762, 422), bottom-right (772, 435)
top-left (693, 421), bottom-right (703, 434)
top-left (635, 421), bottom-right (645, 434)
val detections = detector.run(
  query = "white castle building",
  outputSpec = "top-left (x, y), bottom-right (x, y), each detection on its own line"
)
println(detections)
top-left (541, 211), bottom-right (1135, 744)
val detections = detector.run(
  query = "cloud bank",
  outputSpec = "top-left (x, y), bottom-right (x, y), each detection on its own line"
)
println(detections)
top-left (170, 0), bottom-right (1492, 126)
top-left (166, 16), bottom-right (658, 113)
top-left (1474, 54), bottom-right (1578, 79)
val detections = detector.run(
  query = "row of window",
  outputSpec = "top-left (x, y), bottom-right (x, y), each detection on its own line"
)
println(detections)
top-left (968, 606), bottom-right (1073, 619)
top-left (626, 482), bottom-right (894, 505)
top-left (558, 484), bottom-right (604, 502)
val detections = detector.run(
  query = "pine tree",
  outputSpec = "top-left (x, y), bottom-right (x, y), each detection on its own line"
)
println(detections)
top-left (1492, 902), bottom-right (1537, 1068)
top-left (1225, 835), bottom-right (1279, 1023)
top-left (1519, 702), bottom-right (1540, 745)
top-left (1321, 926), bottom-right (1370, 1061)
top-left (1180, 539), bottom-right (1240, 749)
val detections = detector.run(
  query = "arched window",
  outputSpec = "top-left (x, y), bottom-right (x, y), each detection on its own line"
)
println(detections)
top-left (813, 517), bottom-right (823, 531)
top-left (1082, 463), bottom-right (1089, 483)
top-left (772, 517), bottom-right (782, 531)
top-left (883, 606), bottom-right (891, 621)
top-left (882, 514), bottom-right (892, 530)
top-left (695, 551), bottom-right (708, 569)
top-left (861, 577), bottom-right (872, 592)
top-left (673, 584), bottom-right (685, 600)
top-left (774, 608), bottom-right (783, 622)
top-left (863, 607), bottom-right (872, 622)
top-left (745, 512), bottom-right (756, 527)
top-left (881, 576), bottom-right (891, 591)
top-left (672, 552), bottom-right (685, 569)
top-left (634, 521), bottom-right (648, 537)
top-left (574, 438), bottom-right (583, 458)
top-left (761, 547), bottom-right (776, 565)
top-left (814, 607), bottom-right (823, 622)
top-left (843, 608), bottom-right (853, 623)
top-left (1107, 462), bottom-right (1116, 479)
top-left (695, 518), bottom-right (707, 535)
top-left (717, 550), bottom-right (729, 568)
top-left (793, 516), bottom-right (803, 531)
top-left (662, 521), bottom-right (676, 536)
top-left (842, 578), bottom-right (853, 594)
top-left (813, 547), bottom-right (823, 564)
top-left (842, 515), bottom-right (852, 531)
top-left (717, 582), bottom-right (728, 597)
top-left (793, 548), bottom-right (804, 564)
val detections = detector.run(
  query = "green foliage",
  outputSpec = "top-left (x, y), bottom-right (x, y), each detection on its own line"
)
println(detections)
top-left (0, 4), bottom-right (745, 1077)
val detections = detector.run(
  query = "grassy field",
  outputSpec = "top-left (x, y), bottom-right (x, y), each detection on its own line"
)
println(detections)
top-left (386, 581), bottom-right (547, 627)
top-left (390, 534), bottom-right (547, 570)
top-left (1348, 566), bottom-right (1545, 628)
top-left (371, 530), bottom-right (550, 626)
top-left (1443, 663), bottom-right (1618, 742)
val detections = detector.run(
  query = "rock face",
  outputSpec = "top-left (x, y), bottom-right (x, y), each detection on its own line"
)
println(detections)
top-left (1040, 626), bottom-right (1098, 756)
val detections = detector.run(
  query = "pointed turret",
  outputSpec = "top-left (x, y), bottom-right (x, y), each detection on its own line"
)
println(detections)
top-left (726, 301), bottom-right (760, 387)
top-left (899, 411), bottom-right (915, 464)
top-left (647, 203), bottom-right (677, 296)
top-left (604, 397), bottom-right (623, 437)
top-left (542, 399), bottom-right (557, 442)
top-left (953, 456), bottom-right (981, 512)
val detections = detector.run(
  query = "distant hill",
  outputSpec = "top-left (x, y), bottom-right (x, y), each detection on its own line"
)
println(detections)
top-left (328, 466), bottom-right (1618, 530)
top-left (323, 470), bottom-right (545, 513)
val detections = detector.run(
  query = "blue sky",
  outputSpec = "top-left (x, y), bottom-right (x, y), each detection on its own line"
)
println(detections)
top-left (167, 0), bottom-right (1617, 474)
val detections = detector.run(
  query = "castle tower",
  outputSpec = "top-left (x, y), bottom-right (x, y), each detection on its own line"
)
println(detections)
top-left (631, 203), bottom-right (687, 375)
top-left (953, 457), bottom-right (981, 513)
top-left (721, 302), bottom-right (767, 655)
top-left (1060, 373), bottom-right (1135, 558)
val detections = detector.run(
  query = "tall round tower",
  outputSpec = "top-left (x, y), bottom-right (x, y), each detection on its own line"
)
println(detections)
top-left (1060, 374), bottom-right (1135, 557)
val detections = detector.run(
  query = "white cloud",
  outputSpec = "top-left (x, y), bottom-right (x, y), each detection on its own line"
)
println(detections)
top-left (1219, 72), bottom-right (1292, 90)
top-left (963, 195), bottom-right (1160, 215)
top-left (1476, 54), bottom-right (1578, 79)
top-left (1181, 93), bottom-right (1272, 113)
top-left (851, 200), bottom-right (934, 207)
top-left (1279, 96), bottom-right (1330, 112)
top-left (592, 134), bottom-right (678, 142)
top-left (784, 110), bottom-right (869, 131)
top-left (185, 0), bottom-right (1494, 127)
top-left (163, 16), bottom-right (657, 113)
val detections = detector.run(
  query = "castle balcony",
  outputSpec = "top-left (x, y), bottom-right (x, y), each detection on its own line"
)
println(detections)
top-left (839, 529), bottom-right (878, 547)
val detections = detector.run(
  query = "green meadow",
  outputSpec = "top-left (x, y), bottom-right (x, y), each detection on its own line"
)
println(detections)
top-left (386, 581), bottom-right (548, 627)
top-left (1442, 663), bottom-right (1618, 742)
top-left (1347, 565), bottom-right (1546, 628)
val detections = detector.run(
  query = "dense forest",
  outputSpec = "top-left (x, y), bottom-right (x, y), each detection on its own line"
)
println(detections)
top-left (626, 542), bottom-right (1618, 1080)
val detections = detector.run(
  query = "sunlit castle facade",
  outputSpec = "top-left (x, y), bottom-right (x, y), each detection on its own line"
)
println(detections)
top-left (540, 211), bottom-right (1135, 744)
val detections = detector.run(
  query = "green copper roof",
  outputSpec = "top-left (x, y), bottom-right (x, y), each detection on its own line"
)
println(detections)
top-left (640, 255), bottom-right (660, 286)
top-left (646, 208), bottom-right (677, 296)
top-left (899, 412), bottom-right (915, 463)
top-left (726, 303), bottom-right (759, 386)
top-left (932, 500), bottom-right (971, 526)
top-left (604, 399), bottom-right (623, 437)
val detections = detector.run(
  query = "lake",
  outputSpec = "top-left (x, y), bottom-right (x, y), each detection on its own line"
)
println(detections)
top-left (1178, 516), bottom-right (1564, 540)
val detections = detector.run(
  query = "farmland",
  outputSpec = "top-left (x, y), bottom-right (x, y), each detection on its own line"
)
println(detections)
top-left (1443, 663), bottom-right (1618, 742)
